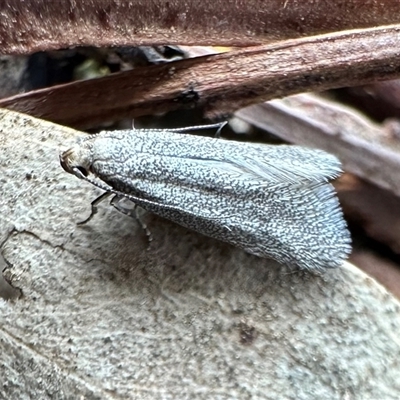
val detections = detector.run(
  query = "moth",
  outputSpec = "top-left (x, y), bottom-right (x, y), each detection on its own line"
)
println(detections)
top-left (60, 123), bottom-right (351, 271)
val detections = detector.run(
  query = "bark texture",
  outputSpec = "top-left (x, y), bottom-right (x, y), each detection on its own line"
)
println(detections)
top-left (1, 109), bottom-right (400, 399)
top-left (1, 0), bottom-right (400, 54)
top-left (2, 25), bottom-right (400, 129)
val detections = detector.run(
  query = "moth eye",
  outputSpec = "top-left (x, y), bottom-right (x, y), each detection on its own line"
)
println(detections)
top-left (60, 149), bottom-right (79, 174)
top-left (59, 149), bottom-right (91, 178)
top-left (59, 155), bottom-right (72, 173)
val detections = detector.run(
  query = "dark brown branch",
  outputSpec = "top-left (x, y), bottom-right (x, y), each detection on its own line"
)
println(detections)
top-left (1, 0), bottom-right (400, 54)
top-left (2, 25), bottom-right (400, 128)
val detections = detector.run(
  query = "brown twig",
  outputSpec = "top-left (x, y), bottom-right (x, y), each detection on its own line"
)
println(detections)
top-left (2, 25), bottom-right (400, 128)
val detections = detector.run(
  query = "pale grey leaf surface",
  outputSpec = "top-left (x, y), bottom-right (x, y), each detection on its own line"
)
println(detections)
top-left (0, 109), bottom-right (400, 400)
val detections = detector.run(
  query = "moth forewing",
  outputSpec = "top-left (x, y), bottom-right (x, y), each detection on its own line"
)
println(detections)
top-left (60, 127), bottom-right (351, 271)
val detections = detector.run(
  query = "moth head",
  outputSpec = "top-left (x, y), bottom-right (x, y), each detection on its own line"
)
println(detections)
top-left (59, 145), bottom-right (92, 179)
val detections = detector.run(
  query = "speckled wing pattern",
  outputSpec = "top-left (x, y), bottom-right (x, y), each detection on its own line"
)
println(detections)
top-left (67, 129), bottom-right (351, 271)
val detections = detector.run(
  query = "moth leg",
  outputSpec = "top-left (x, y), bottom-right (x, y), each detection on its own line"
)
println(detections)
top-left (78, 192), bottom-right (112, 225)
top-left (110, 196), bottom-right (153, 245)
